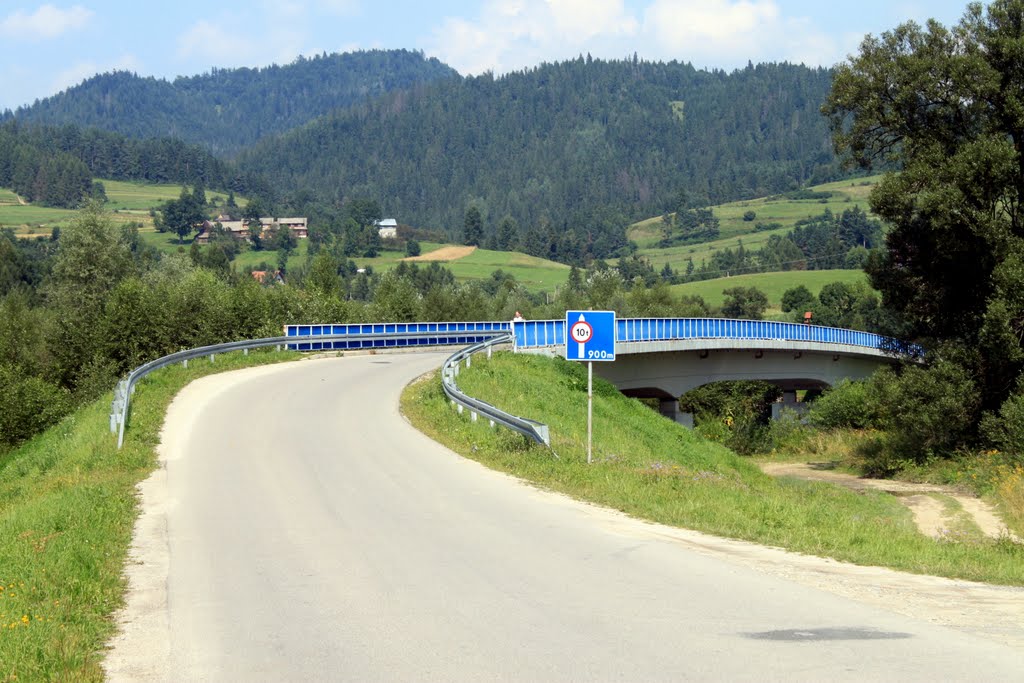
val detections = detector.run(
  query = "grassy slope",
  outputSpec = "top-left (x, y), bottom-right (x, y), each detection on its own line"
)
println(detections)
top-left (0, 180), bottom-right (237, 236)
top-left (629, 175), bottom-right (881, 271)
top-left (0, 349), bottom-right (299, 681)
top-left (403, 352), bottom-right (1024, 586)
top-left (670, 269), bottom-right (869, 309)
top-left (354, 244), bottom-right (571, 291)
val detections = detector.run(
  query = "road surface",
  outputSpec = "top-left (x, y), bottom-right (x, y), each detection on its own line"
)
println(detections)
top-left (106, 353), bottom-right (1024, 681)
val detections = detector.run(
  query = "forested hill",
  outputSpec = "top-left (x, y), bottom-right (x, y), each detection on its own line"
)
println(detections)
top-left (240, 58), bottom-right (840, 241)
top-left (0, 121), bottom-right (268, 207)
top-left (7, 50), bottom-right (457, 155)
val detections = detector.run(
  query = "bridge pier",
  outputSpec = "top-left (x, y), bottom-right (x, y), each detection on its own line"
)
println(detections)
top-left (771, 390), bottom-right (810, 420)
top-left (658, 399), bottom-right (694, 428)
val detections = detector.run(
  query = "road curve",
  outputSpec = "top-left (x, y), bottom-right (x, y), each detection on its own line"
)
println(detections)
top-left (106, 353), bottom-right (1023, 682)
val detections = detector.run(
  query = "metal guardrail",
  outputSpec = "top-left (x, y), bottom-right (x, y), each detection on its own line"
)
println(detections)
top-left (110, 329), bottom-right (549, 449)
top-left (440, 332), bottom-right (551, 447)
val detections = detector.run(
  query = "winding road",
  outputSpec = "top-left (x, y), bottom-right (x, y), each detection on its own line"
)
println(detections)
top-left (106, 353), bottom-right (1024, 681)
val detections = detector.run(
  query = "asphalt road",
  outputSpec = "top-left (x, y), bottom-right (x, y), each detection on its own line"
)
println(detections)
top-left (108, 353), bottom-right (1024, 681)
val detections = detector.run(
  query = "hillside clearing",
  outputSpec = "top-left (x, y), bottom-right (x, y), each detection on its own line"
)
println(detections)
top-left (404, 245), bottom-right (477, 261)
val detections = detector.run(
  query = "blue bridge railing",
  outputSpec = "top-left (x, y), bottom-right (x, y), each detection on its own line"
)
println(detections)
top-left (286, 318), bottom-right (887, 353)
top-left (512, 318), bottom-right (884, 350)
top-left (284, 321), bottom-right (510, 351)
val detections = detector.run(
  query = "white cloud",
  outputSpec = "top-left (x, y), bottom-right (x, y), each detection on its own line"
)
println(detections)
top-left (642, 0), bottom-right (838, 68)
top-left (177, 19), bottom-right (258, 65)
top-left (644, 0), bottom-right (778, 45)
top-left (0, 4), bottom-right (92, 40)
top-left (428, 0), bottom-right (844, 76)
top-left (429, 0), bottom-right (638, 75)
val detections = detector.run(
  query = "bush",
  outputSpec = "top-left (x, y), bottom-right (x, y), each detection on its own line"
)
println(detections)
top-left (981, 386), bottom-right (1024, 463)
top-left (0, 365), bottom-right (70, 447)
top-left (809, 378), bottom-right (878, 429)
top-left (874, 360), bottom-right (979, 463)
top-left (742, 210), bottom-right (756, 221)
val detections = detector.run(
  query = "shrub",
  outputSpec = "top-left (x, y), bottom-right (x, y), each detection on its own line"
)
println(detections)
top-left (874, 360), bottom-right (979, 463)
top-left (0, 365), bottom-right (70, 447)
top-left (742, 210), bottom-right (756, 221)
top-left (981, 387), bottom-right (1024, 463)
top-left (809, 378), bottom-right (878, 430)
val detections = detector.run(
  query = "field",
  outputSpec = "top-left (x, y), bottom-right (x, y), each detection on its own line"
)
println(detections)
top-left (353, 243), bottom-right (571, 291)
top-left (0, 180), bottom-right (239, 236)
top-left (670, 269), bottom-right (869, 310)
top-left (629, 175), bottom-right (882, 272)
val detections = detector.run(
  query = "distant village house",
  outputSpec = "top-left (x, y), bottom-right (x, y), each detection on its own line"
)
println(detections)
top-left (195, 216), bottom-right (308, 244)
top-left (375, 218), bottom-right (398, 239)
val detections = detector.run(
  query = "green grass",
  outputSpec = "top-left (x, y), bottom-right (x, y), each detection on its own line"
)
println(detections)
top-left (0, 204), bottom-right (78, 230)
top-left (354, 244), bottom-right (571, 292)
top-left (231, 239), bottom-right (310, 273)
top-left (403, 351), bottom-right (1024, 586)
top-left (1, 180), bottom-right (242, 235)
top-left (101, 179), bottom-right (235, 213)
top-left (670, 269), bottom-right (869, 309)
top-left (447, 248), bottom-right (570, 289)
top-left (630, 175), bottom-right (882, 270)
top-left (0, 348), bottom-right (300, 681)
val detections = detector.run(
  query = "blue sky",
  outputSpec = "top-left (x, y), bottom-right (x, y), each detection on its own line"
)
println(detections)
top-left (1, 0), bottom-right (975, 112)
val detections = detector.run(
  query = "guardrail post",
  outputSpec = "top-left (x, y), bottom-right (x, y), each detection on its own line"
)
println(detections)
top-left (243, 348), bottom-right (248, 356)
top-left (487, 345), bottom-right (492, 359)
top-left (466, 354), bottom-right (472, 368)
top-left (457, 404), bottom-right (464, 415)
top-left (489, 419), bottom-right (495, 428)
top-left (182, 359), bottom-right (188, 369)
top-left (471, 411), bottom-right (478, 422)
top-left (209, 354), bottom-right (215, 363)
top-left (276, 344), bottom-right (281, 352)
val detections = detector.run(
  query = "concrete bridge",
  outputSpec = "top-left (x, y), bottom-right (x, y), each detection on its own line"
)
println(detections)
top-left (512, 317), bottom-right (903, 426)
top-left (281, 317), bottom-right (906, 427)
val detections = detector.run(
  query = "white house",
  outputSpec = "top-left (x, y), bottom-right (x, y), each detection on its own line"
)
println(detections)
top-left (376, 218), bottom-right (398, 239)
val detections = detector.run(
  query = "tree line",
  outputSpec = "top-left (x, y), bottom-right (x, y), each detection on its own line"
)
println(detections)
top-left (0, 120), bottom-right (268, 208)
top-left (6, 50), bottom-right (457, 156)
top-left (672, 206), bottom-right (884, 282)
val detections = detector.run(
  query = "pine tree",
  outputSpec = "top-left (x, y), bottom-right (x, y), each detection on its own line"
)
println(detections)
top-left (463, 206), bottom-right (484, 246)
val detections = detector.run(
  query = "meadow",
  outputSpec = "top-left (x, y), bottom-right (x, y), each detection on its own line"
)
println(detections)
top-left (629, 175), bottom-right (882, 272)
top-left (351, 243), bottom-right (570, 291)
top-left (670, 269), bottom-right (869, 310)
top-left (0, 180), bottom-right (238, 236)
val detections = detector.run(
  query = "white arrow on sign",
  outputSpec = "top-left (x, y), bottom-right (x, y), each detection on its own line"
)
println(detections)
top-left (570, 314), bottom-right (593, 359)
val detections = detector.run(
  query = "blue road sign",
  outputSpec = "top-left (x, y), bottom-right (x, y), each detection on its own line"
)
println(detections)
top-left (566, 310), bottom-right (616, 361)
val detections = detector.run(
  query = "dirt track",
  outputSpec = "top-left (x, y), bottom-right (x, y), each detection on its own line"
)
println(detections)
top-left (403, 245), bottom-right (476, 262)
top-left (759, 461), bottom-right (1020, 541)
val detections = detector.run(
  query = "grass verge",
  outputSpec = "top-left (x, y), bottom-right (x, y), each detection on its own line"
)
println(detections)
top-left (0, 348), bottom-right (300, 682)
top-left (402, 351), bottom-right (1024, 586)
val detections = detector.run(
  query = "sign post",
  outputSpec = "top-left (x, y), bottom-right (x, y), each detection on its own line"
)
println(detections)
top-left (565, 311), bottom-right (616, 463)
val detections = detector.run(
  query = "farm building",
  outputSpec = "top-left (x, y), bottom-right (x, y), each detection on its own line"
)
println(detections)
top-left (195, 216), bottom-right (307, 244)
top-left (375, 218), bottom-right (398, 239)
